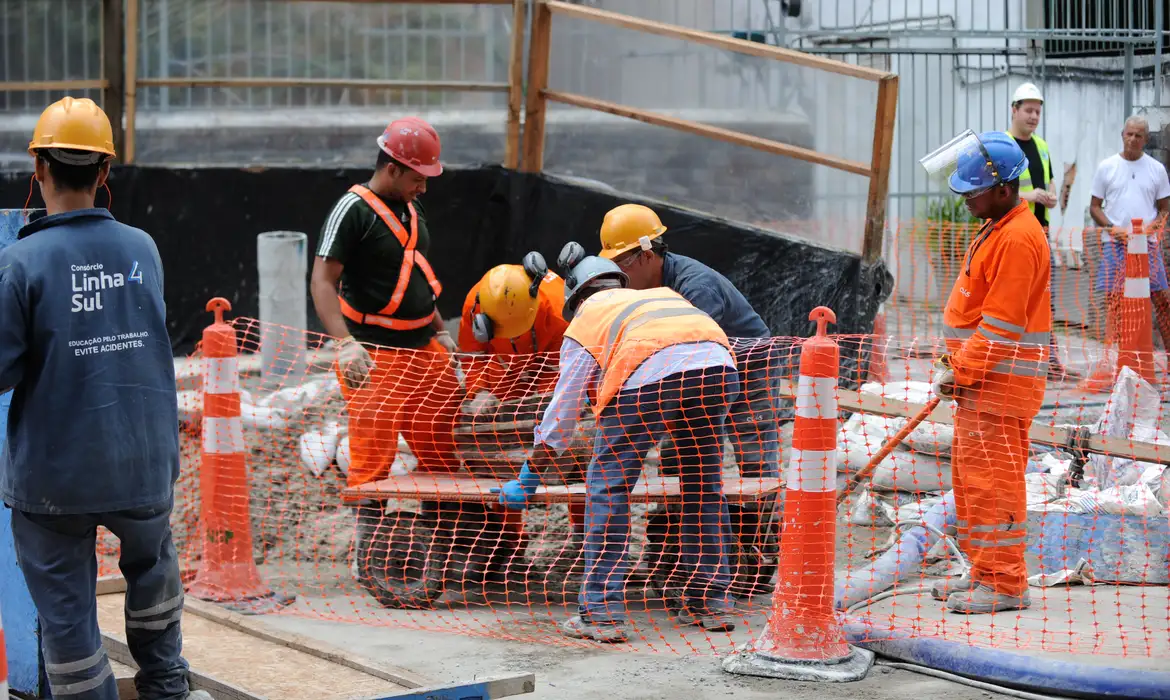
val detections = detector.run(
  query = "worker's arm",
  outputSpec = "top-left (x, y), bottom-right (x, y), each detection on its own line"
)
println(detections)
top-left (0, 259), bottom-right (27, 392)
top-left (949, 232), bottom-right (1044, 388)
top-left (312, 195), bottom-right (366, 340)
top-left (531, 338), bottom-right (597, 465)
top-left (310, 257), bottom-right (351, 340)
top-left (1088, 196), bottom-right (1112, 228)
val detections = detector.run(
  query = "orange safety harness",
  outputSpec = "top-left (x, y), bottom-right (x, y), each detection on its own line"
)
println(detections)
top-left (337, 184), bottom-right (444, 331)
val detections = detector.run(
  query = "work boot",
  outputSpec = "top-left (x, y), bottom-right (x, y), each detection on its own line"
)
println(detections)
top-left (674, 606), bottom-right (736, 633)
top-left (946, 584), bottom-right (1031, 614)
top-left (561, 615), bottom-right (629, 643)
top-left (930, 573), bottom-right (975, 601)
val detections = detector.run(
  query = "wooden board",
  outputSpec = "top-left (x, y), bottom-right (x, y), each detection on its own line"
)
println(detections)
top-left (343, 475), bottom-right (783, 504)
top-left (779, 381), bottom-right (1170, 466)
top-left (97, 593), bottom-right (410, 700)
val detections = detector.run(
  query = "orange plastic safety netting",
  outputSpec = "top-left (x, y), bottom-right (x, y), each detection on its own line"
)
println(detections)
top-left (93, 304), bottom-right (1169, 663)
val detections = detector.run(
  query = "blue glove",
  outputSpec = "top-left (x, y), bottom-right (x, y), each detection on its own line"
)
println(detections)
top-left (490, 461), bottom-right (542, 510)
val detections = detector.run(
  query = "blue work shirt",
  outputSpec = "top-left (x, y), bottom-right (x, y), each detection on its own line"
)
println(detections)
top-left (0, 208), bottom-right (180, 514)
top-left (662, 253), bottom-right (770, 340)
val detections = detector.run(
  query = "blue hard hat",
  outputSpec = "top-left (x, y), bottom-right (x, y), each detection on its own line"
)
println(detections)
top-left (948, 131), bottom-right (1029, 194)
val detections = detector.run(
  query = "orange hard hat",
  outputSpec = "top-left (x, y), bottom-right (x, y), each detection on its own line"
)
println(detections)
top-left (28, 96), bottom-right (116, 161)
top-left (377, 117), bottom-right (443, 177)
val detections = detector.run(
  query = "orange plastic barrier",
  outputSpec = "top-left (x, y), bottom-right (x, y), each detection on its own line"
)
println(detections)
top-left (725, 307), bottom-right (873, 681)
top-left (186, 298), bottom-right (294, 614)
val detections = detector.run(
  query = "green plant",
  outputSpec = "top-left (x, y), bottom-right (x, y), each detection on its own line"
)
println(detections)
top-left (914, 196), bottom-right (979, 285)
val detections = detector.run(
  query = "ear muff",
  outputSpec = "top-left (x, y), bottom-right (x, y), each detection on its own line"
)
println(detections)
top-left (522, 251), bottom-right (549, 298)
top-left (471, 293), bottom-right (494, 344)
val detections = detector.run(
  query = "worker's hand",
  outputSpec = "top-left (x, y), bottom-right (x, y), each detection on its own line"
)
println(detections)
top-left (337, 336), bottom-right (375, 389)
top-left (434, 330), bottom-right (458, 354)
top-left (931, 357), bottom-right (956, 399)
top-left (462, 390), bottom-right (502, 418)
top-left (490, 461), bottom-right (542, 510)
top-left (1038, 190), bottom-right (1058, 209)
top-left (1108, 225), bottom-right (1129, 243)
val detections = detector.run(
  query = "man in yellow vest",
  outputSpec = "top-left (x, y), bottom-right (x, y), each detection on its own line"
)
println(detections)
top-left (492, 243), bottom-right (740, 642)
top-left (1008, 82), bottom-right (1074, 381)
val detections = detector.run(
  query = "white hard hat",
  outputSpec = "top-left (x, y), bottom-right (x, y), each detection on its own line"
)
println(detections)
top-left (1012, 82), bottom-right (1044, 105)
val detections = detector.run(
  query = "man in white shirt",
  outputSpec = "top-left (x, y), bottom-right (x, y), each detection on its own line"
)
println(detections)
top-left (1088, 115), bottom-right (1170, 349)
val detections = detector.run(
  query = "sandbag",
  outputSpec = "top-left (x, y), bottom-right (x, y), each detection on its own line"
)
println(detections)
top-left (903, 420), bottom-right (954, 458)
top-left (870, 451), bottom-right (952, 493)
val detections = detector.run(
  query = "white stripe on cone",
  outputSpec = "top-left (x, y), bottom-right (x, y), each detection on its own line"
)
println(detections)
top-left (786, 449), bottom-right (837, 492)
top-left (203, 356), bottom-right (240, 395)
top-left (1127, 233), bottom-right (1148, 254)
top-left (202, 416), bottom-right (246, 454)
top-left (1125, 277), bottom-right (1151, 299)
top-left (794, 375), bottom-right (838, 419)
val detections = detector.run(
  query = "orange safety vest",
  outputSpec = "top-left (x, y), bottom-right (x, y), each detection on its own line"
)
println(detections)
top-left (943, 202), bottom-right (1052, 418)
top-left (563, 287), bottom-right (731, 416)
top-left (337, 184), bottom-right (444, 331)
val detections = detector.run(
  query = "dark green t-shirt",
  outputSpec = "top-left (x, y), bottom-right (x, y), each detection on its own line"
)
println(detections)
top-left (317, 187), bottom-right (439, 348)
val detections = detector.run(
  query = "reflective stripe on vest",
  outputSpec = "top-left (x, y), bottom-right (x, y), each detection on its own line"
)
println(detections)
top-left (1006, 132), bottom-right (1052, 215)
top-left (563, 288), bottom-right (731, 415)
top-left (942, 324), bottom-right (1047, 378)
top-left (336, 184), bottom-right (444, 330)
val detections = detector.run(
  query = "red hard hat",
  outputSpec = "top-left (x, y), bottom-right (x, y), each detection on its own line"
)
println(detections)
top-left (376, 117), bottom-right (443, 177)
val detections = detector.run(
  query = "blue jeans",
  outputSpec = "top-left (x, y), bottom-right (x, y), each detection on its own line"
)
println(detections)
top-left (578, 366), bottom-right (740, 623)
top-left (11, 501), bottom-right (190, 700)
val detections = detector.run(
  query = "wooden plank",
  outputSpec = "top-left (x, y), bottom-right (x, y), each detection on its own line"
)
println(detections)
top-left (123, 0), bottom-right (139, 164)
top-left (343, 475), bottom-right (783, 504)
top-left (134, 77), bottom-right (508, 92)
top-left (182, 597), bottom-right (430, 690)
top-left (862, 74), bottom-right (899, 265)
top-left (0, 80), bottom-right (108, 92)
top-left (778, 381), bottom-right (1170, 466)
top-left (520, 0), bottom-right (553, 172)
top-left (101, 0), bottom-right (124, 159)
top-left (544, 0), bottom-right (891, 83)
top-left (97, 593), bottom-right (410, 699)
top-left (543, 90), bottom-right (873, 177)
top-left (503, 0), bottom-right (527, 170)
top-left (362, 673), bottom-right (536, 699)
top-left (102, 633), bottom-right (263, 700)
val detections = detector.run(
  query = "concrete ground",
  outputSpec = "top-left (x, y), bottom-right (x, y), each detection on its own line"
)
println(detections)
top-left (262, 613), bottom-right (991, 700)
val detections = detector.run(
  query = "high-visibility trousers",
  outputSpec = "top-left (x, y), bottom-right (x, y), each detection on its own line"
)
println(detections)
top-left (338, 338), bottom-right (464, 488)
top-left (952, 408), bottom-right (1030, 597)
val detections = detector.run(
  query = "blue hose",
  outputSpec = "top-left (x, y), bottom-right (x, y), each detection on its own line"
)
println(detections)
top-left (843, 617), bottom-right (1170, 699)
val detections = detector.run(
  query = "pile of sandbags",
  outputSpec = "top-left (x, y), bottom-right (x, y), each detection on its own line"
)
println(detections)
top-left (839, 381), bottom-right (955, 527)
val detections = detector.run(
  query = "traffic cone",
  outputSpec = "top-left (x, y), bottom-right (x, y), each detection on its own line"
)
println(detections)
top-left (1079, 219), bottom-right (1155, 392)
top-left (187, 298), bottom-right (295, 614)
top-left (723, 306), bottom-right (873, 682)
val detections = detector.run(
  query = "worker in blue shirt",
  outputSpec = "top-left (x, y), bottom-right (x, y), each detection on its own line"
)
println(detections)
top-left (595, 203), bottom-right (779, 594)
top-left (494, 243), bottom-right (740, 643)
top-left (0, 97), bottom-right (208, 700)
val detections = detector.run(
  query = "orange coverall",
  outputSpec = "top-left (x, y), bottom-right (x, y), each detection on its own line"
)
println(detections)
top-left (457, 272), bottom-right (585, 537)
top-left (943, 201), bottom-right (1051, 597)
top-left (338, 339), bottom-right (465, 488)
top-left (457, 272), bottom-right (569, 401)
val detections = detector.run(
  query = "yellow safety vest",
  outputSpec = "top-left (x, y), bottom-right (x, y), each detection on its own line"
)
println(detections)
top-left (1005, 132), bottom-right (1052, 216)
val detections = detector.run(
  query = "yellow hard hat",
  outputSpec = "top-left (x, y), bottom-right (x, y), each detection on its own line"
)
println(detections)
top-left (475, 264), bottom-right (541, 340)
top-left (598, 204), bottom-right (667, 260)
top-left (28, 97), bottom-right (116, 161)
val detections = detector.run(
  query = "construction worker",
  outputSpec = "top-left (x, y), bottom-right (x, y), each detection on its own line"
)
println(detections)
top-left (0, 98), bottom-right (208, 699)
top-left (457, 252), bottom-right (568, 412)
top-left (1088, 115), bottom-right (1170, 350)
top-left (310, 117), bottom-right (464, 581)
top-left (493, 243), bottom-right (740, 642)
top-left (456, 252), bottom-right (586, 557)
top-left (923, 129), bottom-right (1048, 614)
top-left (1007, 82), bottom-right (1074, 381)
top-left (595, 203), bottom-right (777, 595)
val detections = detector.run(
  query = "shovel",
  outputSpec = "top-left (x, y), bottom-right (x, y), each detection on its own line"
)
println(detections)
top-left (837, 396), bottom-right (943, 507)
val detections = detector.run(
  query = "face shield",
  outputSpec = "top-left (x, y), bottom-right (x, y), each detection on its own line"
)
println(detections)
top-left (919, 129), bottom-right (1002, 197)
